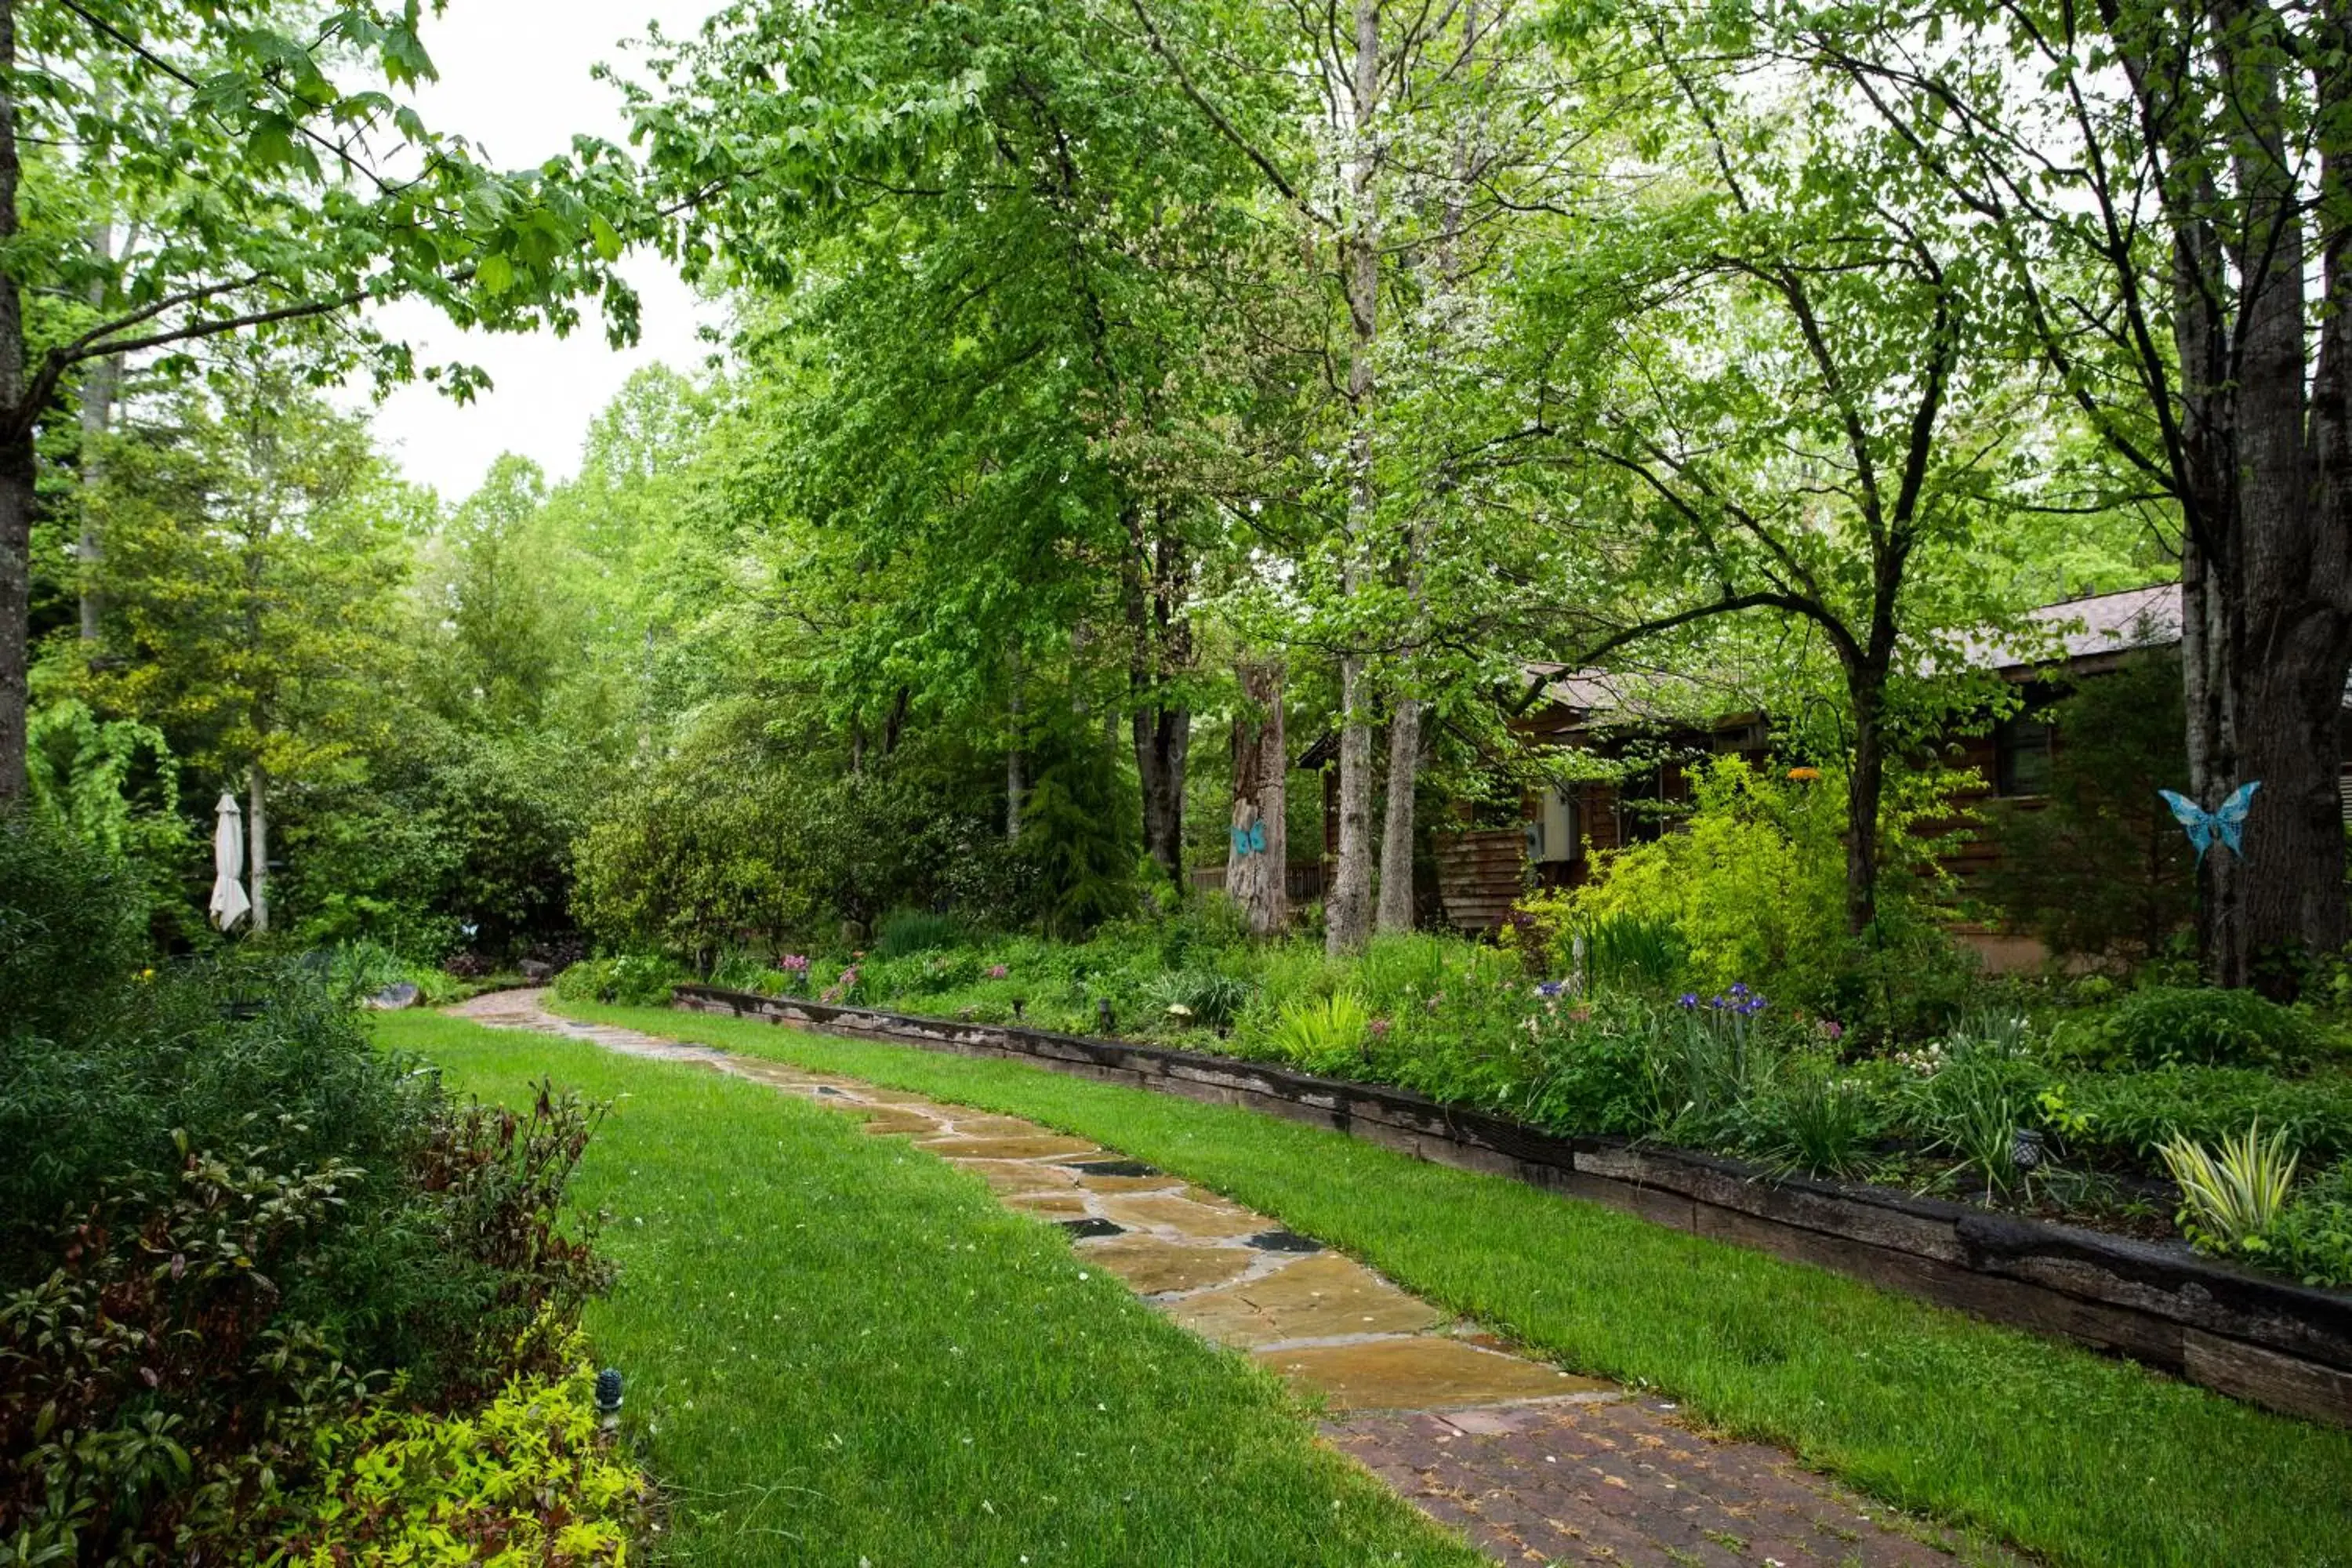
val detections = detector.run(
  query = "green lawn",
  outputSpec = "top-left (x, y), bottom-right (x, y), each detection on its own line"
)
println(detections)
top-left (373, 1011), bottom-right (1482, 1568)
top-left (556, 998), bottom-right (2352, 1568)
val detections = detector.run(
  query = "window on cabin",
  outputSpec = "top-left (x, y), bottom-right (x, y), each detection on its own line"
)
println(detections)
top-left (1995, 711), bottom-right (2055, 797)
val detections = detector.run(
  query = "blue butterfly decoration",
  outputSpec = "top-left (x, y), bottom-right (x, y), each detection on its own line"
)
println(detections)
top-left (2158, 781), bottom-right (2260, 862)
top-left (1229, 818), bottom-right (1268, 857)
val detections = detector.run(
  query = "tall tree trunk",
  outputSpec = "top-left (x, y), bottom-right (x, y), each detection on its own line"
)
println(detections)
top-left (246, 762), bottom-right (270, 935)
top-left (1327, 0), bottom-right (1382, 954)
top-left (1124, 510), bottom-right (1192, 883)
top-left (1134, 704), bottom-right (1190, 880)
top-left (76, 234), bottom-right (115, 646)
top-left (1228, 657), bottom-right (1287, 936)
top-left (1375, 697), bottom-right (1421, 931)
top-left (1006, 643), bottom-right (1025, 841)
top-left (2141, 4), bottom-right (2352, 988)
top-left (0, 0), bottom-right (27, 805)
top-left (1844, 668), bottom-right (1886, 936)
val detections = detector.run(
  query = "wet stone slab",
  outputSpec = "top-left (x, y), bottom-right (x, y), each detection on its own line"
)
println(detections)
top-left (1258, 1338), bottom-right (1613, 1413)
top-left (953, 1160), bottom-right (1080, 1197)
top-left (1169, 1251), bottom-right (1443, 1348)
top-left (916, 1134), bottom-right (1103, 1160)
top-left (1097, 1192), bottom-right (1265, 1240)
top-left (1076, 1235), bottom-right (1258, 1295)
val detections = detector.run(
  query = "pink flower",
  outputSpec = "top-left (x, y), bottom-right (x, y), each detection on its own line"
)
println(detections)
top-left (1819, 1019), bottom-right (1845, 1040)
top-left (1369, 1017), bottom-right (1392, 1038)
top-left (986, 964), bottom-right (1009, 980)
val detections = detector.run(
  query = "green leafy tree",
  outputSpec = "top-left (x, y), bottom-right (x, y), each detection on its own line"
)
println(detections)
top-left (74, 367), bottom-right (417, 929)
top-left (1777, 0), bottom-right (2352, 984)
top-left (0, 0), bottom-right (647, 800)
top-left (1509, 27), bottom-right (2041, 935)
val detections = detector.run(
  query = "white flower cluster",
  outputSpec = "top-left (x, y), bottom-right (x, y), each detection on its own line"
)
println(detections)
top-left (1893, 1040), bottom-right (1950, 1077)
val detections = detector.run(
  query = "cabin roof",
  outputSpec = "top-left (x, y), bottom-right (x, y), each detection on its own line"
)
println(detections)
top-left (1960, 583), bottom-right (2180, 673)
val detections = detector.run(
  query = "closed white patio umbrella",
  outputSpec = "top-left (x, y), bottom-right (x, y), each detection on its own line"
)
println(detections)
top-left (209, 791), bottom-right (251, 931)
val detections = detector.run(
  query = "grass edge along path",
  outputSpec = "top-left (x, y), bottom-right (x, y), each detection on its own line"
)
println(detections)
top-left (374, 1010), bottom-right (1486, 1568)
top-left (562, 998), bottom-right (2352, 1568)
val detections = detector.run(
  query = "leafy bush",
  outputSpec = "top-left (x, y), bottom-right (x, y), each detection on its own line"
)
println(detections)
top-left (1519, 1000), bottom-right (1660, 1135)
top-left (2255, 1160), bottom-right (2352, 1288)
top-left (2, 960), bottom-right (437, 1287)
top-left (2061, 1067), bottom-right (2352, 1167)
top-left (2051, 985), bottom-right (2328, 1072)
top-left (261, 1344), bottom-right (648, 1566)
top-left (1, 1151), bottom-right (377, 1559)
top-left (572, 706), bottom-right (1025, 961)
top-left (279, 729), bottom-right (583, 961)
top-left (551, 953), bottom-right (691, 1007)
top-left (0, 810), bottom-right (149, 1049)
top-left (0, 1078), bottom-right (611, 1563)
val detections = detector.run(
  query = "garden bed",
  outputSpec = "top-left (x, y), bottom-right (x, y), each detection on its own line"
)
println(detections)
top-left (674, 982), bottom-right (2352, 1427)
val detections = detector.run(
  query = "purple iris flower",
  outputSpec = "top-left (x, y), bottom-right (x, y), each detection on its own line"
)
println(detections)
top-left (1536, 980), bottom-right (1566, 998)
top-left (1676, 993), bottom-right (1700, 1010)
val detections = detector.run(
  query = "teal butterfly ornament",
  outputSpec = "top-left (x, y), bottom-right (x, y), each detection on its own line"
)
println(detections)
top-left (1229, 818), bottom-right (1268, 857)
top-left (2158, 782), bottom-right (2260, 862)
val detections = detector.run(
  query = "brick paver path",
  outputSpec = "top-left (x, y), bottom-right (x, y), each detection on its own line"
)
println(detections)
top-left (448, 990), bottom-right (1979, 1567)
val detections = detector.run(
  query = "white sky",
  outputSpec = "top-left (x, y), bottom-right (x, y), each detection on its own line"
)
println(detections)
top-left (356, 1), bottom-right (724, 503)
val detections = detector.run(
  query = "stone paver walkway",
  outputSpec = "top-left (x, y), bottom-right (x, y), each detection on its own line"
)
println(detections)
top-left (448, 990), bottom-right (1976, 1568)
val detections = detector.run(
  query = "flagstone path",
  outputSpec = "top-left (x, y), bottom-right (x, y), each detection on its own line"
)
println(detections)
top-left (448, 990), bottom-right (1982, 1568)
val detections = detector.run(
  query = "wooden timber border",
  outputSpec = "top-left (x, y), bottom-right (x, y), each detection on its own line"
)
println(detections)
top-left (671, 983), bottom-right (2352, 1426)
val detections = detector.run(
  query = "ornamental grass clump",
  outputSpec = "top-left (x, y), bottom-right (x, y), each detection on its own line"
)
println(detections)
top-left (2159, 1122), bottom-right (2299, 1252)
top-left (1267, 993), bottom-right (1374, 1076)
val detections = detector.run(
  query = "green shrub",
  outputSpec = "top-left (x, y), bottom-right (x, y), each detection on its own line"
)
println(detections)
top-left (1519, 1003), bottom-right (1658, 1134)
top-left (2255, 1160), bottom-right (2352, 1288)
top-left (2052, 985), bottom-right (2328, 1072)
top-left (0, 811), bottom-right (149, 1048)
top-left (0, 1064), bottom-right (612, 1562)
top-left (1548, 757), bottom-right (1963, 1015)
top-left (2062, 1067), bottom-right (2352, 1167)
top-left (550, 954), bottom-right (691, 1007)
top-left (260, 1347), bottom-right (648, 1566)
